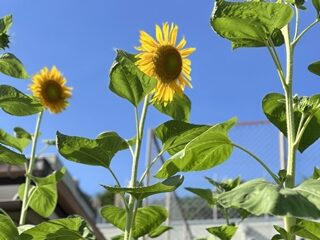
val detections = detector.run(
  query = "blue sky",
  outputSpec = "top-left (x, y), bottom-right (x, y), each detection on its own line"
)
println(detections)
top-left (0, 0), bottom-right (320, 196)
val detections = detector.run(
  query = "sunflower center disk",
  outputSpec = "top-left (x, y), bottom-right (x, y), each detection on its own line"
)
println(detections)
top-left (154, 46), bottom-right (182, 83)
top-left (42, 80), bottom-right (63, 102)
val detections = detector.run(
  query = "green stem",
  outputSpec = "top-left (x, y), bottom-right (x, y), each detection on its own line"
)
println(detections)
top-left (292, 19), bottom-right (320, 47)
top-left (124, 96), bottom-right (150, 240)
top-left (283, 24), bottom-right (297, 240)
top-left (266, 40), bottom-right (286, 90)
top-left (19, 110), bottom-right (44, 225)
top-left (232, 143), bottom-right (280, 184)
top-left (293, 5), bottom-right (299, 41)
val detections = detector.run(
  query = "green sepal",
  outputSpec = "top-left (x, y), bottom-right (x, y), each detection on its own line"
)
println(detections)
top-left (18, 168), bottom-right (66, 218)
top-left (102, 175), bottom-right (183, 200)
top-left (56, 131), bottom-right (128, 168)
top-left (0, 85), bottom-right (43, 116)
top-left (100, 205), bottom-right (167, 238)
top-left (0, 15), bottom-right (12, 50)
top-left (109, 50), bottom-right (156, 106)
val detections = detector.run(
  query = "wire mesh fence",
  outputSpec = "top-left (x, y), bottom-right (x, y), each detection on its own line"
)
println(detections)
top-left (142, 120), bottom-right (319, 239)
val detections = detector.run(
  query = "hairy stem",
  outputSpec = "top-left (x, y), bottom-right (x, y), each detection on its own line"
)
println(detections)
top-left (124, 96), bottom-right (150, 240)
top-left (19, 111), bottom-right (44, 225)
top-left (283, 24), bottom-right (297, 240)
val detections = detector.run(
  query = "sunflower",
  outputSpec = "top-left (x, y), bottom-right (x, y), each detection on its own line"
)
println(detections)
top-left (136, 22), bottom-right (195, 105)
top-left (30, 66), bottom-right (72, 114)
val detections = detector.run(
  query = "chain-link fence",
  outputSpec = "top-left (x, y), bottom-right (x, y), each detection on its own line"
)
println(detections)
top-left (142, 120), bottom-right (317, 240)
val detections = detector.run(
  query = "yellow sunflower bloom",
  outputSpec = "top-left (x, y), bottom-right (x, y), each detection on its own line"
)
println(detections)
top-left (136, 22), bottom-right (195, 106)
top-left (30, 66), bottom-right (72, 114)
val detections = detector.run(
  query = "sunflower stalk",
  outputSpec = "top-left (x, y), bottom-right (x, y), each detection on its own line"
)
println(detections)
top-left (19, 110), bottom-right (44, 225)
top-left (124, 95), bottom-right (150, 240)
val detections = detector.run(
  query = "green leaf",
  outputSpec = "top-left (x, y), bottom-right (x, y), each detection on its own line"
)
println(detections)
top-left (20, 216), bottom-right (94, 240)
top-left (100, 205), bottom-right (167, 238)
top-left (185, 187), bottom-right (216, 205)
top-left (0, 212), bottom-right (19, 240)
top-left (155, 118), bottom-right (236, 178)
top-left (273, 225), bottom-right (289, 239)
top-left (0, 53), bottom-right (29, 79)
top-left (0, 15), bottom-right (12, 50)
top-left (14, 127), bottom-right (32, 140)
top-left (218, 178), bottom-right (320, 218)
top-left (56, 131), bottom-right (128, 168)
top-left (312, 0), bottom-right (320, 15)
top-left (207, 225), bottom-right (237, 240)
top-left (148, 225), bottom-right (172, 238)
top-left (102, 175), bottom-right (184, 200)
top-left (262, 93), bottom-right (320, 152)
top-left (308, 61), bottom-right (320, 76)
top-left (18, 168), bottom-right (66, 218)
top-left (0, 128), bottom-right (30, 152)
top-left (155, 121), bottom-right (210, 155)
top-left (206, 176), bottom-right (241, 192)
top-left (210, 1), bottom-right (293, 49)
top-left (0, 144), bottom-right (27, 165)
top-left (153, 94), bottom-right (191, 122)
top-left (109, 50), bottom-right (156, 106)
top-left (292, 219), bottom-right (320, 240)
top-left (111, 235), bottom-right (124, 240)
top-left (0, 85), bottom-right (43, 116)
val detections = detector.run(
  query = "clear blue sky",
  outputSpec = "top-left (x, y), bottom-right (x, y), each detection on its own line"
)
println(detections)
top-left (0, 0), bottom-right (320, 196)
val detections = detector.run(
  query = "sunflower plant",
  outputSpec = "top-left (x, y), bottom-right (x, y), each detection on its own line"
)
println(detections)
top-left (0, 14), bottom-right (96, 239)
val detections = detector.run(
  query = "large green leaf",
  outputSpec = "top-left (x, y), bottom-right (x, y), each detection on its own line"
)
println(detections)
top-left (100, 205), bottom-right (167, 238)
top-left (185, 187), bottom-right (216, 206)
top-left (20, 216), bottom-right (95, 240)
top-left (155, 121), bottom-right (210, 155)
top-left (0, 85), bottom-right (43, 116)
top-left (210, 1), bottom-right (293, 49)
top-left (57, 131), bottom-right (128, 168)
top-left (308, 61), bottom-right (320, 76)
top-left (155, 118), bottom-right (236, 178)
top-left (148, 225), bottom-right (172, 238)
top-left (109, 50), bottom-right (156, 106)
top-left (0, 129), bottom-right (30, 153)
top-left (262, 93), bottom-right (320, 152)
top-left (218, 178), bottom-right (320, 218)
top-left (0, 15), bottom-right (12, 50)
top-left (0, 213), bottom-right (19, 240)
top-left (207, 225), bottom-right (238, 240)
top-left (153, 94), bottom-right (191, 122)
top-left (103, 175), bottom-right (184, 200)
top-left (0, 144), bottom-right (27, 165)
top-left (18, 168), bottom-right (66, 218)
top-left (0, 53), bottom-right (29, 79)
top-left (292, 219), bottom-right (320, 240)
